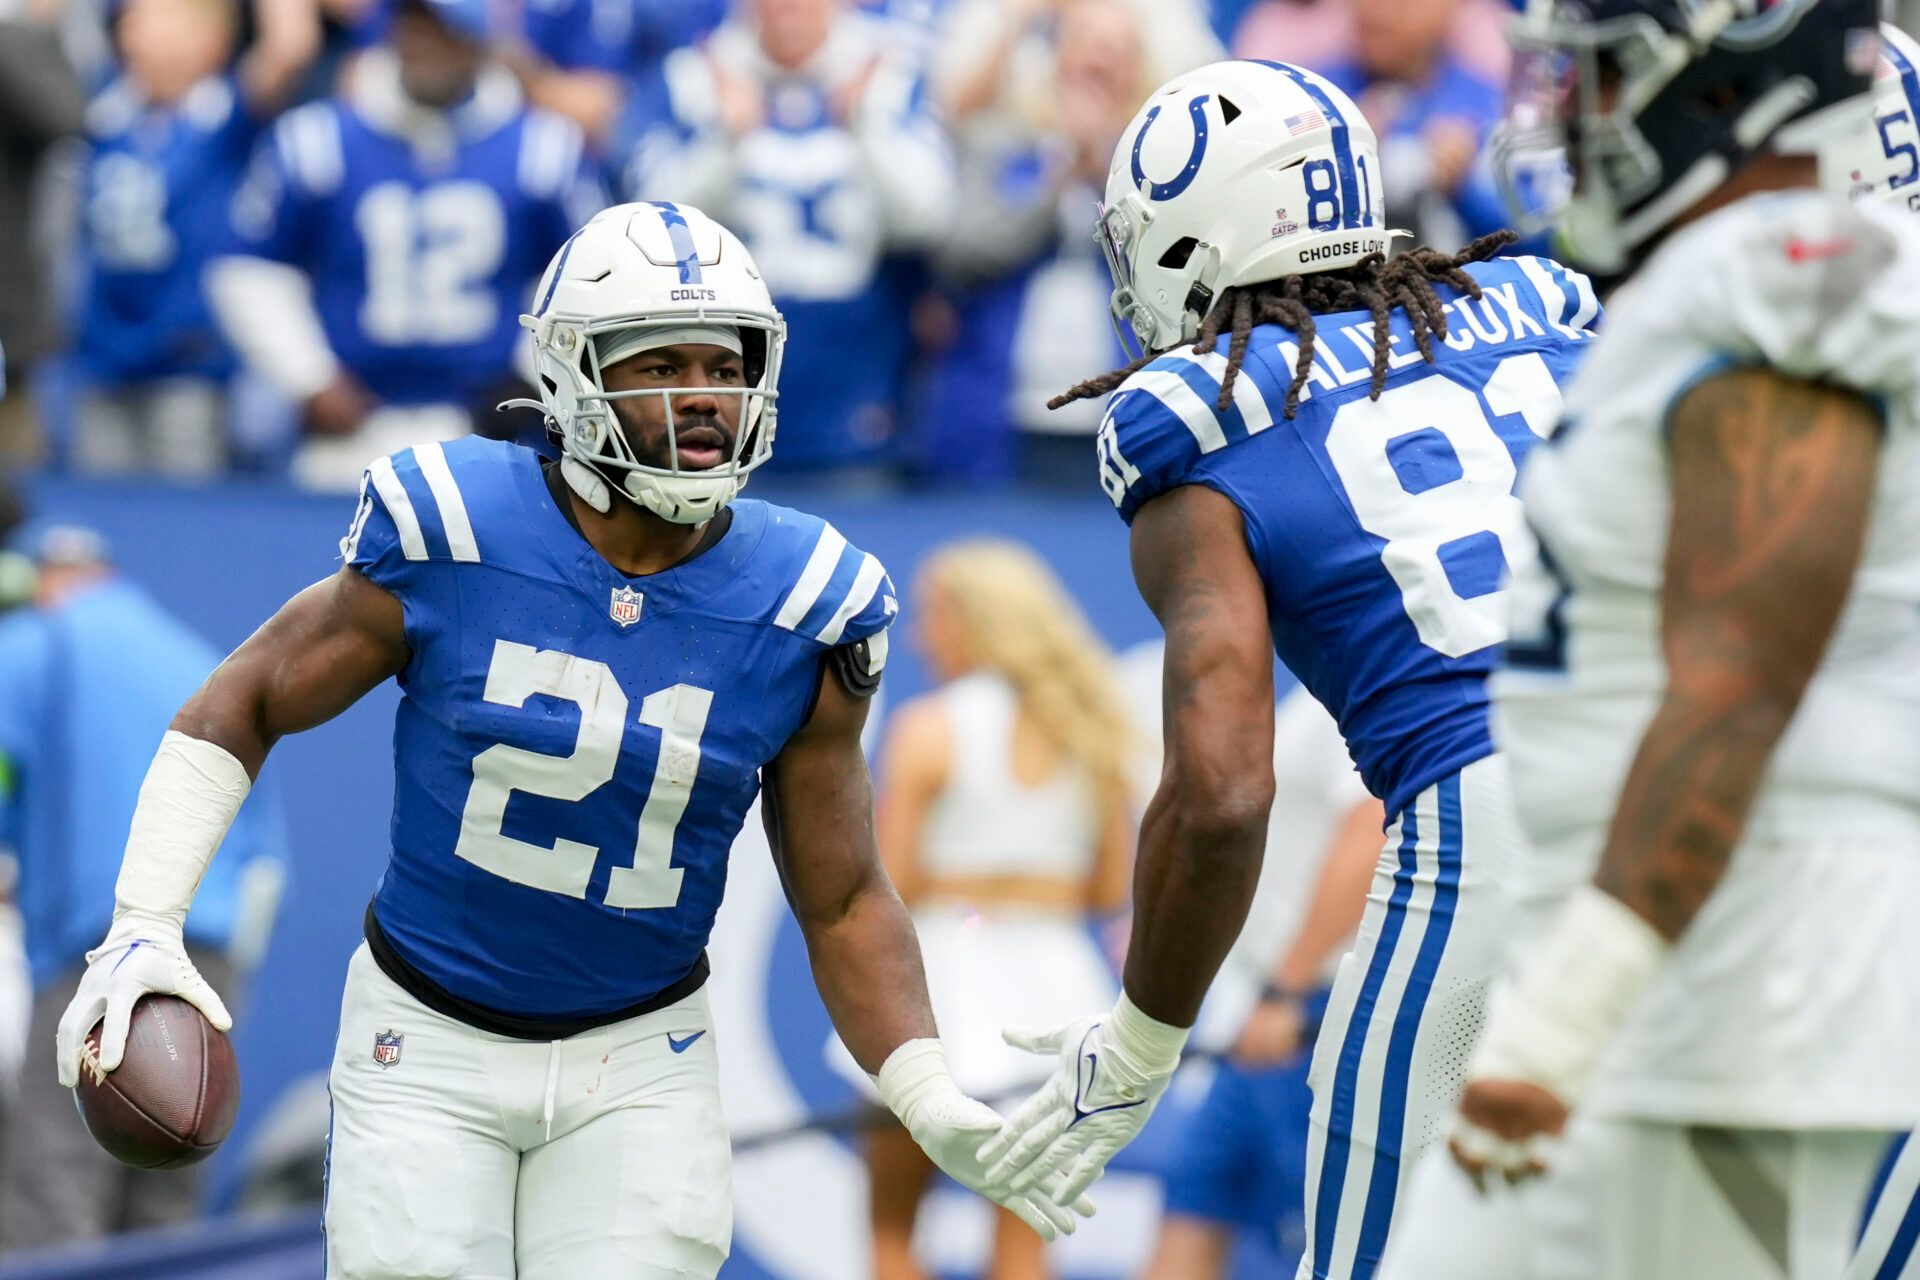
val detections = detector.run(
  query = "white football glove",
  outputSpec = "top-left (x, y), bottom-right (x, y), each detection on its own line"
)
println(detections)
top-left (875, 1039), bottom-right (1096, 1240)
top-left (55, 913), bottom-right (231, 1089)
top-left (978, 995), bottom-right (1188, 1204)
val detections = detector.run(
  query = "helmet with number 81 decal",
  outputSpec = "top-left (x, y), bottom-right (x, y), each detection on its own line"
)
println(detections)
top-left (1822, 21), bottom-right (1920, 211)
top-left (519, 202), bottom-right (786, 525)
top-left (1497, 0), bottom-right (1882, 278)
top-left (1098, 59), bottom-right (1408, 359)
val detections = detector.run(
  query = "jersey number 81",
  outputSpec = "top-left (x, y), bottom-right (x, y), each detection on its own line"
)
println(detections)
top-left (1325, 352), bottom-right (1562, 658)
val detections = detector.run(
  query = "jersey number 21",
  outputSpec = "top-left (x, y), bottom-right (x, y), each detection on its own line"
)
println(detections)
top-left (453, 639), bottom-right (706, 908)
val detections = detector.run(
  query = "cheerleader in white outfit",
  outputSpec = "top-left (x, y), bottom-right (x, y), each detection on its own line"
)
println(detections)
top-left (866, 539), bottom-right (1134, 1280)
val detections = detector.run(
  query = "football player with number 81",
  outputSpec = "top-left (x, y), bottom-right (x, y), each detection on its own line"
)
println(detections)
top-left (978, 59), bottom-right (1601, 1280)
top-left (51, 202), bottom-right (1091, 1279)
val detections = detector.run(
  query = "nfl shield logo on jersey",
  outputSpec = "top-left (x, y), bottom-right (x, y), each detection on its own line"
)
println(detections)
top-left (609, 586), bottom-right (643, 628)
top-left (372, 1029), bottom-right (403, 1068)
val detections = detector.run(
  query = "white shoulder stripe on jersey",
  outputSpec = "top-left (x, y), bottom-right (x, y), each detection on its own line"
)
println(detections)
top-left (865, 628), bottom-right (890, 673)
top-left (1513, 256), bottom-right (1598, 340)
top-left (1130, 368), bottom-right (1230, 454)
top-left (285, 104), bottom-right (343, 195)
top-left (1163, 347), bottom-right (1276, 437)
top-left (411, 441), bottom-right (480, 563)
top-left (516, 116), bottom-right (548, 194)
top-left (519, 114), bottom-right (573, 197)
top-left (367, 456), bottom-right (428, 561)
top-left (1563, 266), bottom-right (1600, 331)
top-left (817, 554), bottom-right (885, 646)
top-left (774, 526), bottom-right (850, 631)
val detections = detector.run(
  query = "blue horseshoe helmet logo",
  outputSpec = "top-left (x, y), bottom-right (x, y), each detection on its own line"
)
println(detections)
top-left (1130, 93), bottom-right (1211, 201)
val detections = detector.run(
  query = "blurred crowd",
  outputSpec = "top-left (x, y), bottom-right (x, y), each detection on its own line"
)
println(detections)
top-left (0, 0), bottom-right (1521, 491)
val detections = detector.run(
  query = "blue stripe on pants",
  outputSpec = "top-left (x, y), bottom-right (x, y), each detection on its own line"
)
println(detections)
top-left (1354, 774), bottom-right (1462, 1277)
top-left (1876, 1178), bottom-right (1920, 1280)
top-left (1312, 803), bottom-right (1424, 1279)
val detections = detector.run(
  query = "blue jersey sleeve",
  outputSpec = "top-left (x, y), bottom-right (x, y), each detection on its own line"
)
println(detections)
top-left (340, 443), bottom-right (485, 595)
top-left (1096, 360), bottom-right (1214, 524)
top-left (227, 103), bottom-right (340, 263)
top-left (341, 460), bottom-right (421, 595)
top-left (763, 515), bottom-right (898, 666)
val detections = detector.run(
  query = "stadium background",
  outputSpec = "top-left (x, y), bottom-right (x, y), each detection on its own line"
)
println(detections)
top-left (6, 0), bottom-right (1920, 1276)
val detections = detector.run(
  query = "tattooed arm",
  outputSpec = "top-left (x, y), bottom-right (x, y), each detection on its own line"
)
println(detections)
top-left (1451, 366), bottom-right (1882, 1181)
top-left (1121, 485), bottom-right (1278, 1025)
top-left (1595, 366), bottom-right (1881, 939)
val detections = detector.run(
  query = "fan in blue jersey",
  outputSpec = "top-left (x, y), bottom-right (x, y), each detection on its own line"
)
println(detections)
top-left (52, 202), bottom-right (1090, 1277)
top-left (977, 60), bottom-right (1601, 1280)
top-left (629, 0), bottom-right (956, 470)
top-left (207, 0), bottom-right (608, 491)
top-left (71, 0), bottom-right (318, 477)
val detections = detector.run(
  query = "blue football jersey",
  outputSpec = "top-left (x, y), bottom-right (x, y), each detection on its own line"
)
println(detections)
top-left (77, 75), bottom-right (259, 384)
top-left (342, 438), bottom-right (895, 1018)
top-left (1100, 256), bottom-right (1600, 818)
top-left (228, 84), bottom-right (607, 406)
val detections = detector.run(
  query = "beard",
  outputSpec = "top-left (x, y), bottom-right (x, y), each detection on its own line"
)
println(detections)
top-left (617, 407), bottom-right (741, 473)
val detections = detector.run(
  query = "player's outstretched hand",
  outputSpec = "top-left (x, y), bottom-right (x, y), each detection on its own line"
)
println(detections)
top-left (875, 1039), bottom-right (1095, 1241)
top-left (55, 914), bottom-right (232, 1089)
top-left (978, 997), bottom-right (1187, 1207)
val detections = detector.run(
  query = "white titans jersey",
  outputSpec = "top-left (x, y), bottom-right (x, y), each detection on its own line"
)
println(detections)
top-left (1495, 190), bottom-right (1920, 1129)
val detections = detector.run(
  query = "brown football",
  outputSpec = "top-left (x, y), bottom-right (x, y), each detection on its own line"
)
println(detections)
top-left (74, 994), bottom-right (239, 1170)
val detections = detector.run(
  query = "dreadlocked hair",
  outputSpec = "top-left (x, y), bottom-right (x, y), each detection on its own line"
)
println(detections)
top-left (1050, 229), bottom-right (1521, 420)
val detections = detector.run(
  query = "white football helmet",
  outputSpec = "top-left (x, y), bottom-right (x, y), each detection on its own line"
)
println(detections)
top-left (521, 202), bottom-right (786, 525)
top-left (1825, 22), bottom-right (1920, 211)
top-left (1098, 59), bottom-right (1405, 358)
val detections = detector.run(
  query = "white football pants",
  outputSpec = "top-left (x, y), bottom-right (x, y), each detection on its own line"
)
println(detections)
top-left (1381, 1114), bottom-right (1890, 1280)
top-left (324, 944), bottom-right (731, 1279)
top-left (1296, 753), bottom-right (1524, 1280)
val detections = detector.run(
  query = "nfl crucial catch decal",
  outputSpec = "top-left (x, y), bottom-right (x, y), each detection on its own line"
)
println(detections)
top-left (372, 1029), bottom-right (403, 1068)
top-left (610, 585), bottom-right (643, 628)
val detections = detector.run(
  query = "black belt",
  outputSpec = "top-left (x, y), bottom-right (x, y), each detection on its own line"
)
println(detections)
top-left (363, 901), bottom-right (710, 1041)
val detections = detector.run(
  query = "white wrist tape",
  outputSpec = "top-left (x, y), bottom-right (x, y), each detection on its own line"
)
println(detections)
top-left (114, 731), bottom-right (253, 936)
top-left (1469, 886), bottom-right (1669, 1100)
top-left (874, 1037), bottom-right (954, 1127)
top-left (1108, 992), bottom-right (1190, 1080)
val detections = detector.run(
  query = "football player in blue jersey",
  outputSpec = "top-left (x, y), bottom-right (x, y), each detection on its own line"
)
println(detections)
top-left (52, 202), bottom-right (1089, 1278)
top-left (977, 60), bottom-right (1602, 1280)
top-left (207, 0), bottom-right (608, 490)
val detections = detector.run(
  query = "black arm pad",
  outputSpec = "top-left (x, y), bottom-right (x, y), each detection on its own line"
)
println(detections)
top-left (828, 637), bottom-right (884, 699)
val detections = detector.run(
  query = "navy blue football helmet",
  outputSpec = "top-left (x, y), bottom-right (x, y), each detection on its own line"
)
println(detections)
top-left (1498, 0), bottom-right (1882, 275)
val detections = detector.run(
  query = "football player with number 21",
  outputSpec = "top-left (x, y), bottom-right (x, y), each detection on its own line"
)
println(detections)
top-left (52, 202), bottom-right (1091, 1279)
top-left (981, 57), bottom-right (1600, 1280)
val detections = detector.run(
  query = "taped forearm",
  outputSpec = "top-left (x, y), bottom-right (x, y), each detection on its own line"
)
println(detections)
top-left (205, 255), bottom-right (340, 401)
top-left (1468, 886), bottom-right (1668, 1098)
top-left (114, 732), bottom-right (253, 935)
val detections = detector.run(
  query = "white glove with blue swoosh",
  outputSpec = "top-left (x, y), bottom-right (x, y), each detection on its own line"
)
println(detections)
top-left (875, 1038), bottom-right (1096, 1240)
top-left (977, 995), bottom-right (1188, 1204)
top-left (56, 913), bottom-right (232, 1088)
